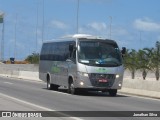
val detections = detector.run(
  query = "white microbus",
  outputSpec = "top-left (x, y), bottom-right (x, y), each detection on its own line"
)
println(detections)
top-left (39, 34), bottom-right (126, 96)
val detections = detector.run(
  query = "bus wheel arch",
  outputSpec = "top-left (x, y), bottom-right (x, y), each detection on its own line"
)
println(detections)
top-left (68, 76), bottom-right (78, 94)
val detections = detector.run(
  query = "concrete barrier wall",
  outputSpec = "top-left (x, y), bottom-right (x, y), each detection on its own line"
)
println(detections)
top-left (0, 64), bottom-right (39, 72)
top-left (119, 70), bottom-right (160, 98)
top-left (124, 70), bottom-right (157, 81)
top-left (0, 64), bottom-right (40, 81)
top-left (0, 64), bottom-right (160, 98)
top-left (18, 71), bottom-right (40, 81)
top-left (120, 78), bottom-right (160, 98)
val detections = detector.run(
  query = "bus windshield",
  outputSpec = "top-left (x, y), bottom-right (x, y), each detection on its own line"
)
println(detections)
top-left (78, 40), bottom-right (122, 67)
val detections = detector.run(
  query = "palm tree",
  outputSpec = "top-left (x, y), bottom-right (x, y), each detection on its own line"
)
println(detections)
top-left (153, 41), bottom-right (160, 80)
top-left (155, 41), bottom-right (160, 80)
top-left (123, 49), bottom-right (138, 79)
top-left (151, 51), bottom-right (160, 80)
top-left (144, 43), bottom-right (160, 80)
top-left (137, 49), bottom-right (151, 80)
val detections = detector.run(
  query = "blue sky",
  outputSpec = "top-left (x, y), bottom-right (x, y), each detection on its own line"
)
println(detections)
top-left (0, 0), bottom-right (160, 60)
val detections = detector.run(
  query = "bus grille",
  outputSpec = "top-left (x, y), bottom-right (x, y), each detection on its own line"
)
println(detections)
top-left (89, 73), bottom-right (115, 87)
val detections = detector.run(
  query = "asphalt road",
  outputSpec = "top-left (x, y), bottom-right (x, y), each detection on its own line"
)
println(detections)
top-left (0, 76), bottom-right (160, 120)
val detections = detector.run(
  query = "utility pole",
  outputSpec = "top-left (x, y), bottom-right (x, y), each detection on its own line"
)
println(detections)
top-left (36, 1), bottom-right (39, 53)
top-left (14, 14), bottom-right (18, 59)
top-left (109, 16), bottom-right (112, 39)
top-left (140, 31), bottom-right (142, 49)
top-left (0, 11), bottom-right (4, 61)
top-left (76, 0), bottom-right (80, 34)
top-left (2, 17), bottom-right (4, 61)
top-left (42, 0), bottom-right (44, 43)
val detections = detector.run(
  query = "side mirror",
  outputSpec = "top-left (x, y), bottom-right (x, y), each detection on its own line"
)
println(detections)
top-left (121, 47), bottom-right (126, 54)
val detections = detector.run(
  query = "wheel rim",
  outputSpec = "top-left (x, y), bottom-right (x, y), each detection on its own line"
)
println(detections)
top-left (70, 83), bottom-right (75, 94)
top-left (47, 80), bottom-right (50, 89)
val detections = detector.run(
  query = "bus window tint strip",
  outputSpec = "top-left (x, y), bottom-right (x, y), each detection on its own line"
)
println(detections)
top-left (40, 41), bottom-right (75, 61)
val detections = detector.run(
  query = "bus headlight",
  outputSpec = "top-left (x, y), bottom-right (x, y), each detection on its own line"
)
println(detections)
top-left (80, 82), bottom-right (84, 86)
top-left (116, 74), bottom-right (120, 78)
top-left (78, 72), bottom-right (89, 77)
top-left (119, 83), bottom-right (122, 87)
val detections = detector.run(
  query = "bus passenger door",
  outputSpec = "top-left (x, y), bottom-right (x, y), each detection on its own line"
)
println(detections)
top-left (67, 49), bottom-right (77, 83)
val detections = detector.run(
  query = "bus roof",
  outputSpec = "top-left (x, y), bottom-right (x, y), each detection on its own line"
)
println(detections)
top-left (43, 34), bottom-right (115, 43)
top-left (61, 34), bottom-right (102, 39)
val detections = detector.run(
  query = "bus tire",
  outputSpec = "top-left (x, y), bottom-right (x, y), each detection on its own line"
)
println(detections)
top-left (68, 80), bottom-right (78, 95)
top-left (47, 76), bottom-right (58, 91)
top-left (108, 89), bottom-right (117, 96)
top-left (47, 78), bottom-right (52, 90)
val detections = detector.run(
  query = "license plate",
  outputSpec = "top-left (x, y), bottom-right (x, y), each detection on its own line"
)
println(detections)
top-left (99, 79), bottom-right (108, 83)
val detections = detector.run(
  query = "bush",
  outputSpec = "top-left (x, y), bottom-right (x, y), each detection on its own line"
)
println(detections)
top-left (25, 53), bottom-right (39, 64)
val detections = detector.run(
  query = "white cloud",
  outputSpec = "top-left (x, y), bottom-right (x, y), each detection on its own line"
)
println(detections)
top-left (51, 20), bottom-right (68, 30)
top-left (133, 18), bottom-right (160, 32)
top-left (79, 22), bottom-right (130, 40)
top-left (87, 22), bottom-right (107, 31)
top-left (112, 27), bottom-right (129, 36)
top-left (79, 22), bottom-right (107, 36)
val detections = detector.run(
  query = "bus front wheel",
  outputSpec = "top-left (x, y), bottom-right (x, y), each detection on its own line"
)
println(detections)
top-left (68, 80), bottom-right (79, 95)
top-left (108, 89), bottom-right (117, 96)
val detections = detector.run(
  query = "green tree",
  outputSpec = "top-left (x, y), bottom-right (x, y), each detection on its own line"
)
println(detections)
top-left (142, 46), bottom-right (160, 80)
top-left (151, 41), bottom-right (160, 80)
top-left (123, 49), bottom-right (138, 79)
top-left (25, 52), bottom-right (39, 64)
top-left (123, 41), bottom-right (160, 80)
top-left (137, 49), bottom-right (151, 80)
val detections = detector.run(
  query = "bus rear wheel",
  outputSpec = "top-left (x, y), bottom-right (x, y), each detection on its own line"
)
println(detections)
top-left (47, 77), bottom-right (58, 91)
